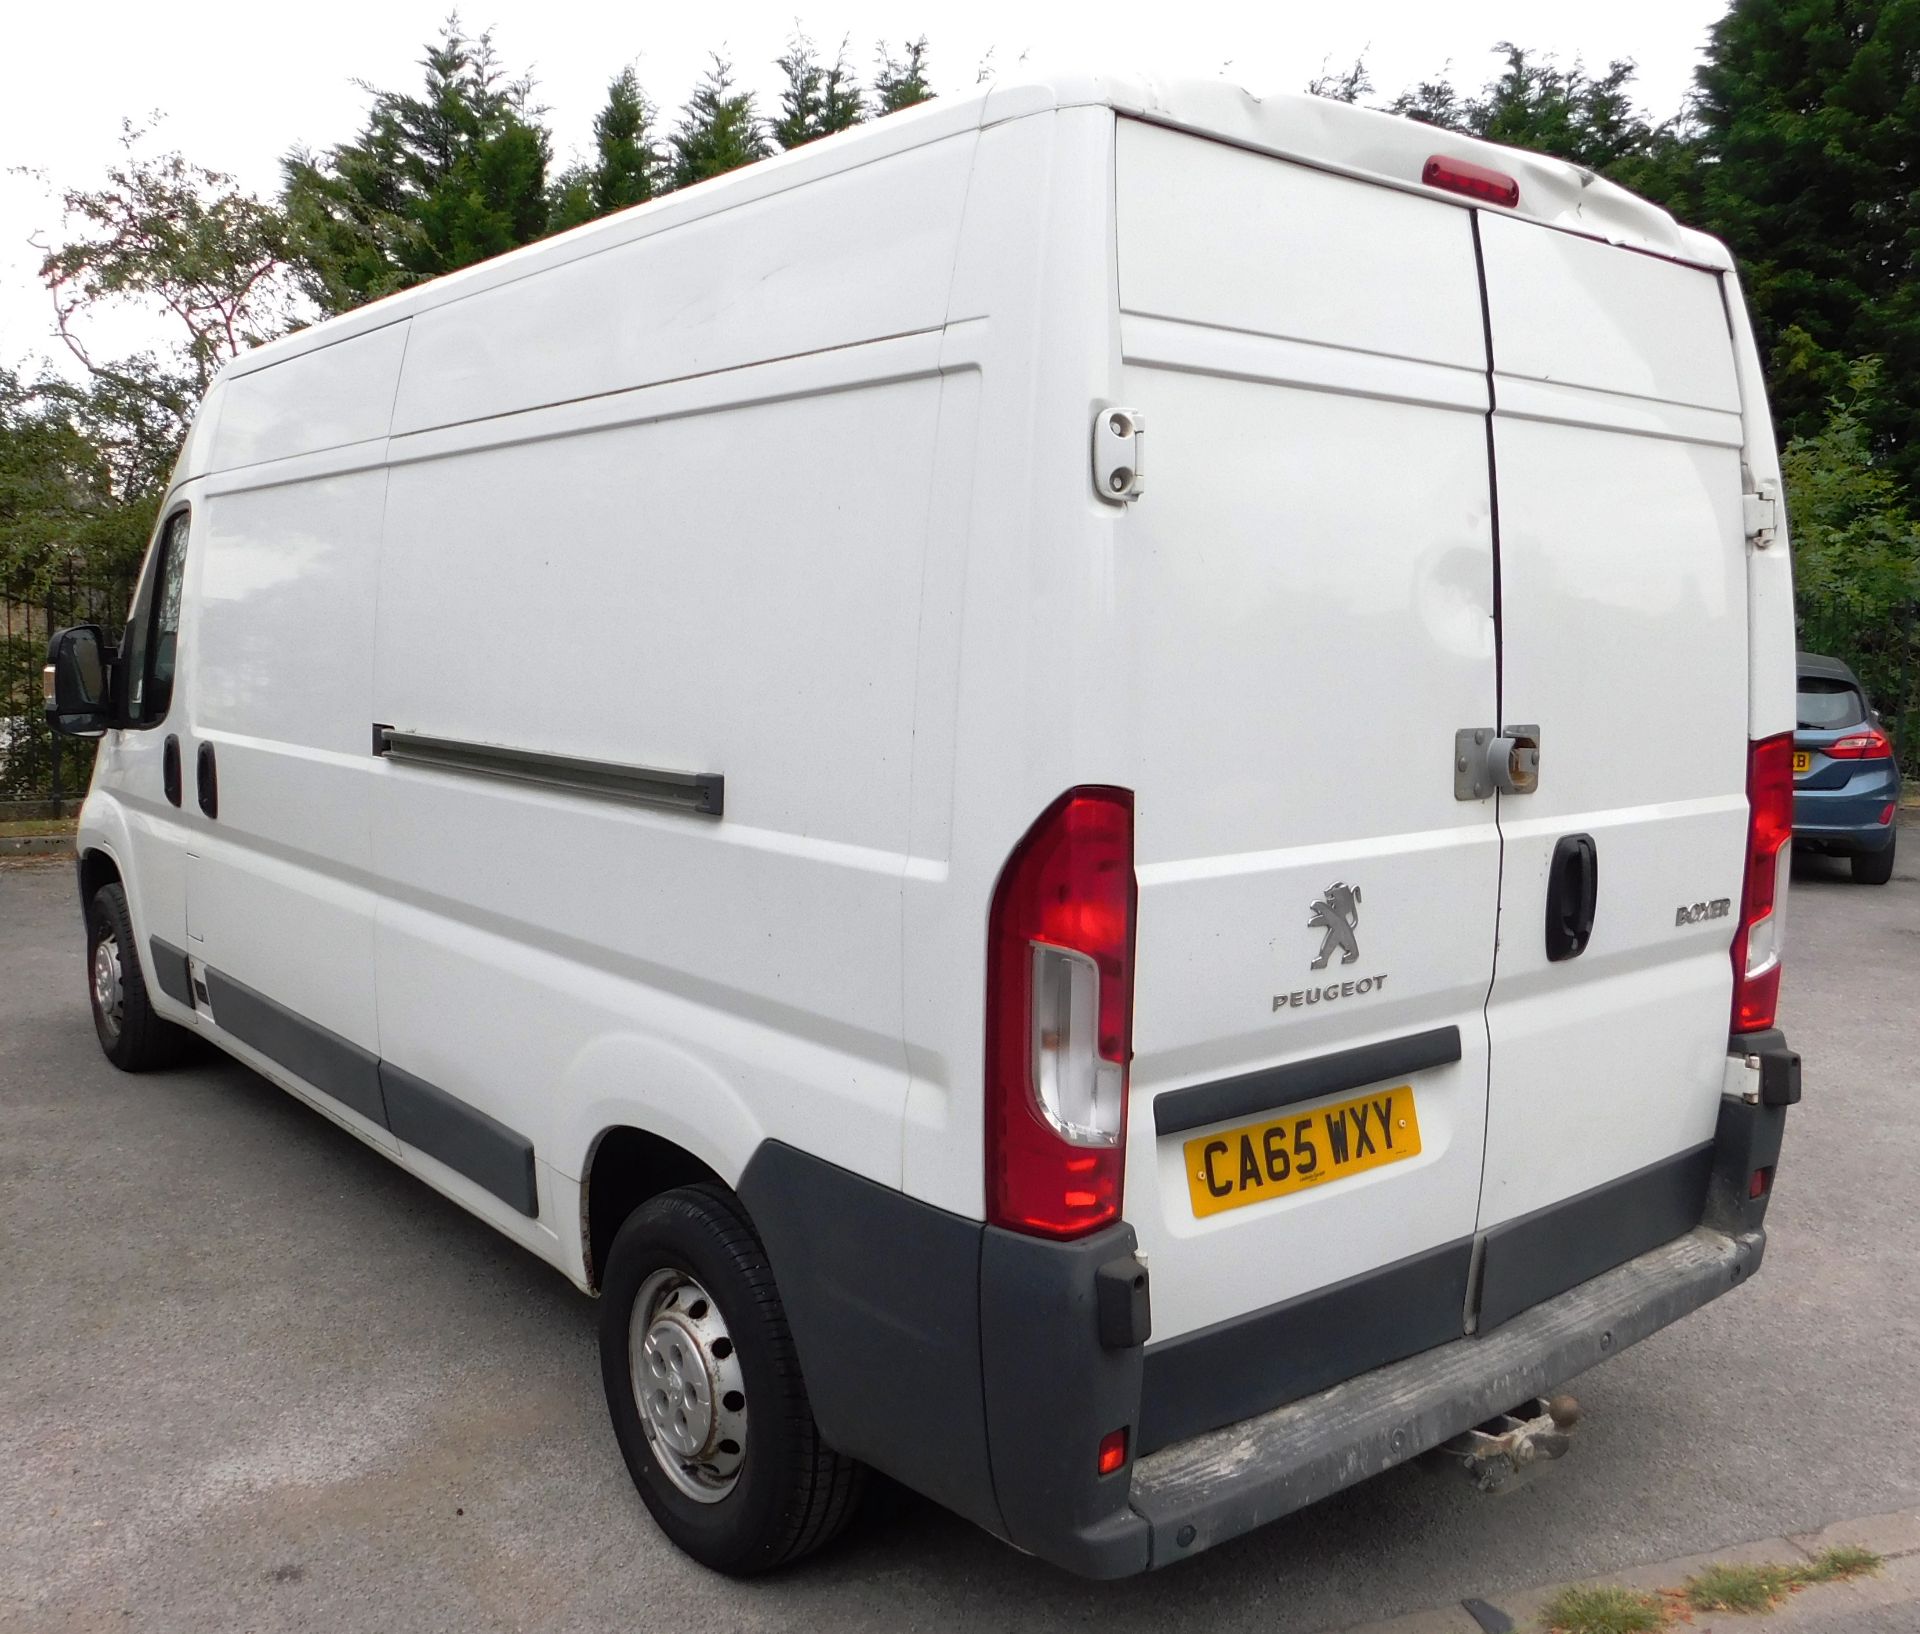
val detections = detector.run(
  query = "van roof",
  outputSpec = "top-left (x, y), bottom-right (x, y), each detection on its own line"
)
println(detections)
top-left (227, 70), bottom-right (1727, 383)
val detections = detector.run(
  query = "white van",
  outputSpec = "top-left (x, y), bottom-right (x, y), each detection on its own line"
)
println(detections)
top-left (45, 74), bottom-right (1803, 1577)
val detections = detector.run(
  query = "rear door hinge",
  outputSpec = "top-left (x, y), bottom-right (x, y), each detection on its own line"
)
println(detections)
top-left (1093, 406), bottom-right (1145, 505)
top-left (1742, 479), bottom-right (1780, 549)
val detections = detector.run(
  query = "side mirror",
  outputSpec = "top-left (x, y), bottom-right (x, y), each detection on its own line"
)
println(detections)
top-left (43, 624), bottom-right (114, 739)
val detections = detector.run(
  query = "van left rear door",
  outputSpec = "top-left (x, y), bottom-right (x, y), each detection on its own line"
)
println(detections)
top-left (1112, 121), bottom-right (1503, 1450)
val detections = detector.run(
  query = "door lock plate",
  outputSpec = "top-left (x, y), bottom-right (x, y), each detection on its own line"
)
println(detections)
top-left (1455, 725), bottom-right (1541, 800)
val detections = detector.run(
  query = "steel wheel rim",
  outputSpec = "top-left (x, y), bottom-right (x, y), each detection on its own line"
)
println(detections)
top-left (92, 931), bottom-right (124, 1039)
top-left (629, 1267), bottom-right (747, 1503)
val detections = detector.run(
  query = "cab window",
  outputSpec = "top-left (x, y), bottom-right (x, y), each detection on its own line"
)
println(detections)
top-left (122, 509), bottom-right (190, 726)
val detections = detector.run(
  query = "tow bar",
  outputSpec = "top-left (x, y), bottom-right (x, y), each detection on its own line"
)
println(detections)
top-left (1435, 1394), bottom-right (1581, 1492)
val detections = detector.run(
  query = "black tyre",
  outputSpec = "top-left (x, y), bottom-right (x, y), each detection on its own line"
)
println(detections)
top-left (86, 882), bottom-right (190, 1071)
top-left (1853, 832), bottom-right (1896, 885)
top-left (599, 1184), bottom-right (864, 1575)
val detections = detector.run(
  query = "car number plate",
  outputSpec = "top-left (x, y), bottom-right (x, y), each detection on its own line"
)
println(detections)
top-left (1792, 751), bottom-right (1812, 773)
top-left (1184, 1084), bottom-right (1422, 1219)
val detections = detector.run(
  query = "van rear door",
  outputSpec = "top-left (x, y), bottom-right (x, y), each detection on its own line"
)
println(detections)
top-left (1113, 122), bottom-right (1502, 1448)
top-left (1470, 216), bottom-right (1751, 1327)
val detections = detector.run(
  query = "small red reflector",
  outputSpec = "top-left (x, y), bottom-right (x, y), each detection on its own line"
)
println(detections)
top-left (1749, 1166), bottom-right (1773, 1200)
top-left (1423, 155), bottom-right (1520, 208)
top-left (1097, 1427), bottom-right (1129, 1476)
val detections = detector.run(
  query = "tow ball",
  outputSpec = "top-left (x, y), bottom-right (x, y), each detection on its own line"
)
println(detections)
top-left (1435, 1394), bottom-right (1581, 1492)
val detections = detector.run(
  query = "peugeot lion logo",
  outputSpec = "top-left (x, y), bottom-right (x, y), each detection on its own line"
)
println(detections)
top-left (1307, 882), bottom-right (1362, 970)
top-left (1273, 881), bottom-right (1389, 1013)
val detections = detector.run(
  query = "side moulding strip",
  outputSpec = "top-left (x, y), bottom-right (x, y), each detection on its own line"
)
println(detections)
top-left (147, 937), bottom-right (196, 1008)
top-left (196, 961), bottom-right (538, 1217)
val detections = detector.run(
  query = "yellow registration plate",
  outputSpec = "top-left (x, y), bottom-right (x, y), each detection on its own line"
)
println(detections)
top-left (1792, 751), bottom-right (1812, 773)
top-left (1184, 1085), bottom-right (1422, 1219)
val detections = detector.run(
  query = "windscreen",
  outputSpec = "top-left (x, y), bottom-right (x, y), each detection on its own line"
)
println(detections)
top-left (1797, 677), bottom-right (1866, 730)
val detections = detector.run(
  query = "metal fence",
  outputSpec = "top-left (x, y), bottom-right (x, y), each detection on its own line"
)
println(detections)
top-left (1, 571), bottom-right (133, 812)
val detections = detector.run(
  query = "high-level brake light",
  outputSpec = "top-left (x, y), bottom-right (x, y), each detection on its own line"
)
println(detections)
top-left (1731, 734), bottom-right (1793, 1033)
top-left (1422, 155), bottom-right (1520, 208)
top-left (985, 788), bottom-right (1137, 1239)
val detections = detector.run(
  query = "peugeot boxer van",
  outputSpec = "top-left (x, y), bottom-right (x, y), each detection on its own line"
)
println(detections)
top-left (45, 74), bottom-right (1802, 1577)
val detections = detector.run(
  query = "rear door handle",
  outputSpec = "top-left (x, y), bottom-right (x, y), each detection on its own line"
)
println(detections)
top-left (1545, 833), bottom-right (1598, 961)
top-left (162, 735), bottom-right (181, 807)
top-left (195, 741), bottom-right (218, 820)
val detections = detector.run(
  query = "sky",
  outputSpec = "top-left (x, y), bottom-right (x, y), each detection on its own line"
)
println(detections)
top-left (0, 0), bottom-right (1732, 378)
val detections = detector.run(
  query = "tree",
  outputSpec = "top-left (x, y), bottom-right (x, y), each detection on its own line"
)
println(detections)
top-left (1306, 57), bottom-right (1374, 104)
top-left (1782, 360), bottom-right (1920, 767)
top-left (773, 33), bottom-right (866, 149)
top-left (283, 15), bottom-right (552, 314)
top-left (1386, 45), bottom-right (1665, 172)
top-left (30, 120), bottom-right (302, 485)
top-left (873, 38), bottom-right (934, 114)
top-left (668, 55), bottom-right (771, 188)
top-left (551, 67), bottom-right (662, 230)
top-left (1690, 0), bottom-right (1920, 493)
top-left (0, 367), bottom-right (155, 597)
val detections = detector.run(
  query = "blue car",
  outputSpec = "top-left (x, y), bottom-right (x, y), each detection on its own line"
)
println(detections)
top-left (1793, 651), bottom-right (1901, 884)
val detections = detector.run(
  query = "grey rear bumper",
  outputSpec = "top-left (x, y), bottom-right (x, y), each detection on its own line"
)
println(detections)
top-left (1127, 1224), bottom-right (1764, 1569)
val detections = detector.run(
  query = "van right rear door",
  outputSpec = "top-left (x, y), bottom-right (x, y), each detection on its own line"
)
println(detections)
top-left (1470, 216), bottom-right (1752, 1327)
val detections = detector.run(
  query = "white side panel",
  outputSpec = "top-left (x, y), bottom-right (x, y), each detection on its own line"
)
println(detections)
top-left (187, 460), bottom-right (388, 1104)
top-left (371, 369), bottom-right (943, 1188)
top-left (390, 134), bottom-right (974, 434)
top-left (900, 109), bottom-right (1125, 1217)
top-left (1725, 280), bottom-right (1797, 739)
top-left (1116, 118), bottom-right (1486, 370)
top-left (1479, 222), bottom-right (1749, 1230)
top-left (210, 323), bottom-right (408, 471)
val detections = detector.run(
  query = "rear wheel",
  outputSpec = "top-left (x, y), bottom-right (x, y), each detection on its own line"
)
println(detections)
top-left (86, 883), bottom-right (189, 1071)
top-left (1852, 832), bottom-right (1896, 885)
top-left (599, 1184), bottom-right (864, 1574)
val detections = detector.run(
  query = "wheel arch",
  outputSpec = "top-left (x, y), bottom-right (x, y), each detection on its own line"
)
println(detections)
top-left (581, 1125), bottom-right (729, 1293)
top-left (77, 844), bottom-right (123, 909)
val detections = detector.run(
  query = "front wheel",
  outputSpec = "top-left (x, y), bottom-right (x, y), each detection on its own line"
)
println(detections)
top-left (599, 1184), bottom-right (864, 1574)
top-left (1852, 832), bottom-right (1896, 885)
top-left (86, 883), bottom-right (189, 1071)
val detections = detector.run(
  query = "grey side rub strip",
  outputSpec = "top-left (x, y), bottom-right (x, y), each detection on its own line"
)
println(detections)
top-left (205, 968), bottom-right (388, 1127)
top-left (1152, 1024), bottom-right (1463, 1137)
top-left (201, 965), bottom-right (539, 1218)
top-left (380, 1061), bottom-right (538, 1218)
top-left (147, 937), bottom-right (195, 1007)
top-left (375, 726), bottom-right (723, 818)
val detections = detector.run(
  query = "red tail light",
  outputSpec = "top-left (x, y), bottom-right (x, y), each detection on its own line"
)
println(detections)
top-left (1422, 155), bottom-right (1520, 208)
top-left (1731, 734), bottom-right (1793, 1033)
top-left (1824, 726), bottom-right (1893, 760)
top-left (986, 788), bottom-right (1137, 1239)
